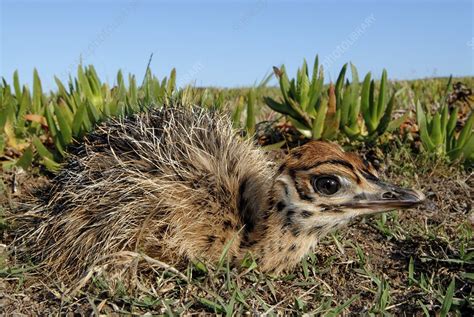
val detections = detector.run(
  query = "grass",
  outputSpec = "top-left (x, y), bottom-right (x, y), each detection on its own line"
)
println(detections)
top-left (1, 137), bottom-right (473, 315)
top-left (0, 72), bottom-right (473, 314)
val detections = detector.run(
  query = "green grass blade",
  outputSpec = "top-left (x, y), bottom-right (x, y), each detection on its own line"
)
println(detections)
top-left (440, 278), bottom-right (455, 317)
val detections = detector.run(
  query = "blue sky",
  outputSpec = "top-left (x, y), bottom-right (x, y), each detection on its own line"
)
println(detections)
top-left (1, 0), bottom-right (473, 90)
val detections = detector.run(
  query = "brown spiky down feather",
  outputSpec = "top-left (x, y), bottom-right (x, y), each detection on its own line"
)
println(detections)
top-left (13, 105), bottom-right (424, 282)
top-left (15, 106), bottom-right (275, 280)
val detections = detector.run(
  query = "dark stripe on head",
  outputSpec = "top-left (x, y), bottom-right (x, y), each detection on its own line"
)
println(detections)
top-left (362, 170), bottom-right (379, 182)
top-left (304, 159), bottom-right (361, 184)
top-left (291, 150), bottom-right (303, 159)
top-left (289, 169), bottom-right (313, 202)
top-left (304, 159), bottom-right (355, 171)
top-left (301, 210), bottom-right (313, 218)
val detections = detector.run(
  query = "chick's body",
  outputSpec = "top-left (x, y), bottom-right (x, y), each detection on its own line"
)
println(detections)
top-left (17, 105), bottom-right (424, 280)
top-left (23, 107), bottom-right (273, 278)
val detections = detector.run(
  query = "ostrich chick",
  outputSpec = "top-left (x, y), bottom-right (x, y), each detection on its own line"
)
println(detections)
top-left (17, 106), bottom-right (424, 280)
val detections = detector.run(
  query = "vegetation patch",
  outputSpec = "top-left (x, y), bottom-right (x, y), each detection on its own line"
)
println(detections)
top-left (0, 58), bottom-right (472, 315)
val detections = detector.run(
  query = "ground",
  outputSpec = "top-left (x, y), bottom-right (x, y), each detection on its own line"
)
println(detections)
top-left (1, 138), bottom-right (472, 316)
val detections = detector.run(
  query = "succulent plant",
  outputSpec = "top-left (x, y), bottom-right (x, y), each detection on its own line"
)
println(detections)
top-left (0, 65), bottom-right (176, 171)
top-left (264, 56), bottom-right (399, 142)
top-left (416, 101), bottom-right (473, 163)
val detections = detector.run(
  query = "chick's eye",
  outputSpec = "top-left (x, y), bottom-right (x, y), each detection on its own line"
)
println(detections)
top-left (313, 176), bottom-right (341, 195)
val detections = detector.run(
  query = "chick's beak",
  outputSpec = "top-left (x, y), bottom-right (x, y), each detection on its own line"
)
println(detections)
top-left (340, 182), bottom-right (425, 211)
top-left (371, 183), bottom-right (426, 209)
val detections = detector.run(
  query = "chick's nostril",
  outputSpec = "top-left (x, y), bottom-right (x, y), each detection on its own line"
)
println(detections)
top-left (382, 192), bottom-right (398, 200)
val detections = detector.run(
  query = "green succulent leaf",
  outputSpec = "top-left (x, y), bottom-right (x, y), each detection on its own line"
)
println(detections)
top-left (416, 101), bottom-right (436, 151)
top-left (457, 111), bottom-right (473, 148)
top-left (13, 71), bottom-right (22, 102)
top-left (246, 89), bottom-right (256, 136)
top-left (16, 145), bottom-right (34, 170)
top-left (348, 63), bottom-right (360, 126)
top-left (31, 137), bottom-right (52, 160)
top-left (312, 99), bottom-right (328, 139)
top-left (430, 113), bottom-right (443, 148)
top-left (261, 140), bottom-right (286, 151)
top-left (322, 109), bottom-right (341, 140)
top-left (72, 102), bottom-right (88, 136)
top-left (32, 69), bottom-right (43, 114)
top-left (289, 117), bottom-right (312, 138)
top-left (387, 111), bottom-right (409, 133)
top-left (446, 108), bottom-right (458, 137)
top-left (360, 73), bottom-right (372, 128)
top-left (231, 96), bottom-right (244, 128)
top-left (340, 83), bottom-right (352, 126)
top-left (335, 63), bottom-right (348, 96)
top-left (461, 135), bottom-right (474, 161)
top-left (44, 103), bottom-right (58, 139)
top-left (343, 124), bottom-right (361, 139)
top-left (263, 97), bottom-right (300, 119)
top-left (376, 93), bottom-right (396, 136)
top-left (54, 102), bottom-right (73, 145)
top-left (376, 69), bottom-right (387, 120)
top-left (167, 68), bottom-right (176, 95)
